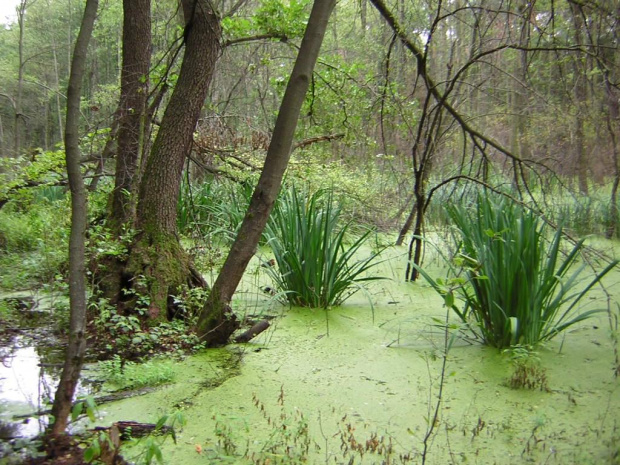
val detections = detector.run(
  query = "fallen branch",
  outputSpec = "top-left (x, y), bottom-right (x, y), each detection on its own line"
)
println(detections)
top-left (234, 319), bottom-right (270, 343)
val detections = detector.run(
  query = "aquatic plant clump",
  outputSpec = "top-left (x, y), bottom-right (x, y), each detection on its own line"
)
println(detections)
top-left (417, 194), bottom-right (618, 349)
top-left (264, 186), bottom-right (384, 308)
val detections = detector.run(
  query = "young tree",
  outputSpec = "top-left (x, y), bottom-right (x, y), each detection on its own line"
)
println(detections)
top-left (48, 0), bottom-right (98, 438)
top-left (197, 0), bottom-right (336, 344)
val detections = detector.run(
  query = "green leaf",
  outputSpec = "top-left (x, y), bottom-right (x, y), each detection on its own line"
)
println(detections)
top-left (71, 402), bottom-right (83, 421)
top-left (155, 414), bottom-right (169, 430)
top-left (444, 290), bottom-right (455, 308)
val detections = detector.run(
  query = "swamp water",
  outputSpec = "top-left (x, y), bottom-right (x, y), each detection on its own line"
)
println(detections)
top-left (0, 336), bottom-right (54, 440)
top-left (100, 250), bottom-right (620, 464)
top-left (1, 248), bottom-right (619, 464)
top-left (0, 294), bottom-right (92, 460)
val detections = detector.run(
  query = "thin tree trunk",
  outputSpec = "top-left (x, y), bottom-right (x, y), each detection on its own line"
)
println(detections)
top-left (607, 121), bottom-right (619, 239)
top-left (395, 201), bottom-right (416, 246)
top-left (50, 26), bottom-right (64, 143)
top-left (197, 0), bottom-right (336, 345)
top-left (49, 0), bottom-right (98, 437)
top-left (606, 79), bottom-right (619, 238)
top-left (15, 1), bottom-right (27, 156)
top-left (0, 115), bottom-right (4, 158)
top-left (511, 0), bottom-right (531, 189)
top-left (570, 2), bottom-right (589, 195)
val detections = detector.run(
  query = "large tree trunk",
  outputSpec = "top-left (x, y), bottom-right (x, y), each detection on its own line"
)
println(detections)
top-left (109, 0), bottom-right (151, 230)
top-left (197, 0), bottom-right (336, 345)
top-left (99, 0), bottom-right (152, 306)
top-left (121, 0), bottom-right (220, 322)
top-left (48, 0), bottom-right (98, 437)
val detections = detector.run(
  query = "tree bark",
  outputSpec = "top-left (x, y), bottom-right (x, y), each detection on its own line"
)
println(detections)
top-left (49, 0), bottom-right (98, 437)
top-left (570, 1), bottom-right (589, 195)
top-left (109, 0), bottom-right (151, 230)
top-left (605, 79), bottom-right (619, 238)
top-left (136, 0), bottom-right (220, 236)
top-left (123, 0), bottom-right (220, 322)
top-left (197, 0), bottom-right (336, 345)
top-left (15, 1), bottom-right (27, 156)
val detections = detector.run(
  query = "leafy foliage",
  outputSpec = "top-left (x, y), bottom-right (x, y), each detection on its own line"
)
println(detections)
top-left (264, 186), bottom-right (384, 308)
top-left (416, 194), bottom-right (618, 348)
top-left (505, 346), bottom-right (549, 391)
top-left (178, 179), bottom-right (251, 244)
top-left (90, 295), bottom-right (205, 359)
top-left (0, 150), bottom-right (66, 204)
top-left (0, 194), bottom-right (69, 289)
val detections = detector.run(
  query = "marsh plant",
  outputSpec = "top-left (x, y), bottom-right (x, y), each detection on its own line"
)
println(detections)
top-left (207, 390), bottom-right (310, 463)
top-left (505, 346), bottom-right (549, 391)
top-left (177, 179), bottom-right (252, 243)
top-left (264, 186), bottom-right (384, 308)
top-left (417, 194), bottom-right (618, 349)
top-left (207, 390), bottom-right (413, 464)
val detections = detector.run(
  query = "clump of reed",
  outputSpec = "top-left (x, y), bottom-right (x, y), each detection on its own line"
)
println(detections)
top-left (264, 186), bottom-right (384, 308)
top-left (417, 194), bottom-right (618, 349)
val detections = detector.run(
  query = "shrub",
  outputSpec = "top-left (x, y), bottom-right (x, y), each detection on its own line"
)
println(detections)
top-left (416, 194), bottom-right (618, 349)
top-left (264, 186), bottom-right (384, 308)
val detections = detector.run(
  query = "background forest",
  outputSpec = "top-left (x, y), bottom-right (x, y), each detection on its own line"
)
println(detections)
top-left (0, 0), bottom-right (620, 461)
top-left (1, 0), bottom-right (619, 225)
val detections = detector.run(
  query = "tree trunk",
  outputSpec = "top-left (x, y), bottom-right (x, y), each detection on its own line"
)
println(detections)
top-left (510, 0), bottom-right (531, 190)
top-left (121, 0), bottom-right (220, 322)
top-left (48, 0), bottom-right (98, 437)
top-left (15, 1), bottom-right (27, 156)
top-left (606, 79), bottom-right (619, 239)
top-left (570, 2), bottom-right (589, 195)
top-left (109, 0), bottom-right (151, 230)
top-left (197, 0), bottom-right (336, 345)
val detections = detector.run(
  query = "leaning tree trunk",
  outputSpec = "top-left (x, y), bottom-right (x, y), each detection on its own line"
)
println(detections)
top-left (49, 0), bottom-right (98, 437)
top-left (197, 0), bottom-right (336, 345)
top-left (124, 0), bottom-right (220, 322)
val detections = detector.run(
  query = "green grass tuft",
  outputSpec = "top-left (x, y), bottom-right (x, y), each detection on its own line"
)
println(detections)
top-left (264, 186), bottom-right (384, 308)
top-left (417, 194), bottom-right (618, 348)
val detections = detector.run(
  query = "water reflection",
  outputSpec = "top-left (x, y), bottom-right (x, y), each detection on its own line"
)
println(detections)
top-left (0, 337), bottom-right (56, 439)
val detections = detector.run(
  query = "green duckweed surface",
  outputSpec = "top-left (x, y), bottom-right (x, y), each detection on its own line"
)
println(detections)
top-left (98, 245), bottom-right (620, 464)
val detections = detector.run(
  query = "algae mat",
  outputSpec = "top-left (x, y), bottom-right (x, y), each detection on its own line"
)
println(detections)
top-left (99, 254), bottom-right (620, 464)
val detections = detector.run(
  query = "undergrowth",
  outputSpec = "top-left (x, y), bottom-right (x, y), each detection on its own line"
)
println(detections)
top-left (96, 355), bottom-right (175, 390)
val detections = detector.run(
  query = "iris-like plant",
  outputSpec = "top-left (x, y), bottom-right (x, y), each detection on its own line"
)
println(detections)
top-left (264, 186), bottom-right (383, 308)
top-left (417, 194), bottom-right (617, 349)
top-left (178, 180), bottom-right (252, 242)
